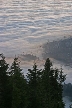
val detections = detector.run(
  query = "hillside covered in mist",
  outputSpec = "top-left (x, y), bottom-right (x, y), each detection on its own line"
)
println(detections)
top-left (43, 37), bottom-right (72, 67)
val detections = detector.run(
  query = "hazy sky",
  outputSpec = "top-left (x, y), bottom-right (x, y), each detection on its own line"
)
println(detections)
top-left (0, 0), bottom-right (72, 83)
top-left (0, 0), bottom-right (72, 57)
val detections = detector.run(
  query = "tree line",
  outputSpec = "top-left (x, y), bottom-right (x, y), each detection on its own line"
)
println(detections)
top-left (0, 54), bottom-right (66, 108)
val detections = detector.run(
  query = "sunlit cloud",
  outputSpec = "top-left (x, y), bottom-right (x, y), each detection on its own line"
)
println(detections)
top-left (0, 0), bottom-right (72, 82)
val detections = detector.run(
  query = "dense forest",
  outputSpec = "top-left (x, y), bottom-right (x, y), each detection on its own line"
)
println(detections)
top-left (0, 53), bottom-right (66, 108)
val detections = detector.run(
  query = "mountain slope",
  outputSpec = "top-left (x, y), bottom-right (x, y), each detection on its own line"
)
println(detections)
top-left (43, 37), bottom-right (72, 67)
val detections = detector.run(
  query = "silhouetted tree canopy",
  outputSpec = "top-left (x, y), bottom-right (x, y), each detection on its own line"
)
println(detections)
top-left (0, 54), bottom-right (66, 108)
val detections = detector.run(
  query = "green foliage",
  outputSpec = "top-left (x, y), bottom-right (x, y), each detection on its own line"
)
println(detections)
top-left (0, 54), bottom-right (10, 108)
top-left (27, 63), bottom-right (42, 108)
top-left (0, 54), bottom-right (66, 108)
top-left (27, 58), bottom-right (66, 108)
top-left (9, 57), bottom-right (28, 108)
top-left (41, 58), bottom-right (66, 108)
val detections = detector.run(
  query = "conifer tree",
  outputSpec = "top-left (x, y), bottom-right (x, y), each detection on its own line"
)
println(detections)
top-left (42, 58), bottom-right (66, 108)
top-left (27, 63), bottom-right (42, 108)
top-left (9, 57), bottom-right (28, 108)
top-left (41, 58), bottom-right (53, 108)
top-left (0, 54), bottom-right (10, 108)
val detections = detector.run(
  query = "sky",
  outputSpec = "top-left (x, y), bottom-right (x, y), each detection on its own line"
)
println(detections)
top-left (0, 0), bottom-right (72, 83)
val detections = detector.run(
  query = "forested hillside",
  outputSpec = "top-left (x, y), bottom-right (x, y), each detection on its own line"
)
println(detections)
top-left (43, 37), bottom-right (72, 67)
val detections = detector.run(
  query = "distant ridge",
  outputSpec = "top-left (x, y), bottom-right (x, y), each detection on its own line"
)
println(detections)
top-left (43, 37), bottom-right (72, 67)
